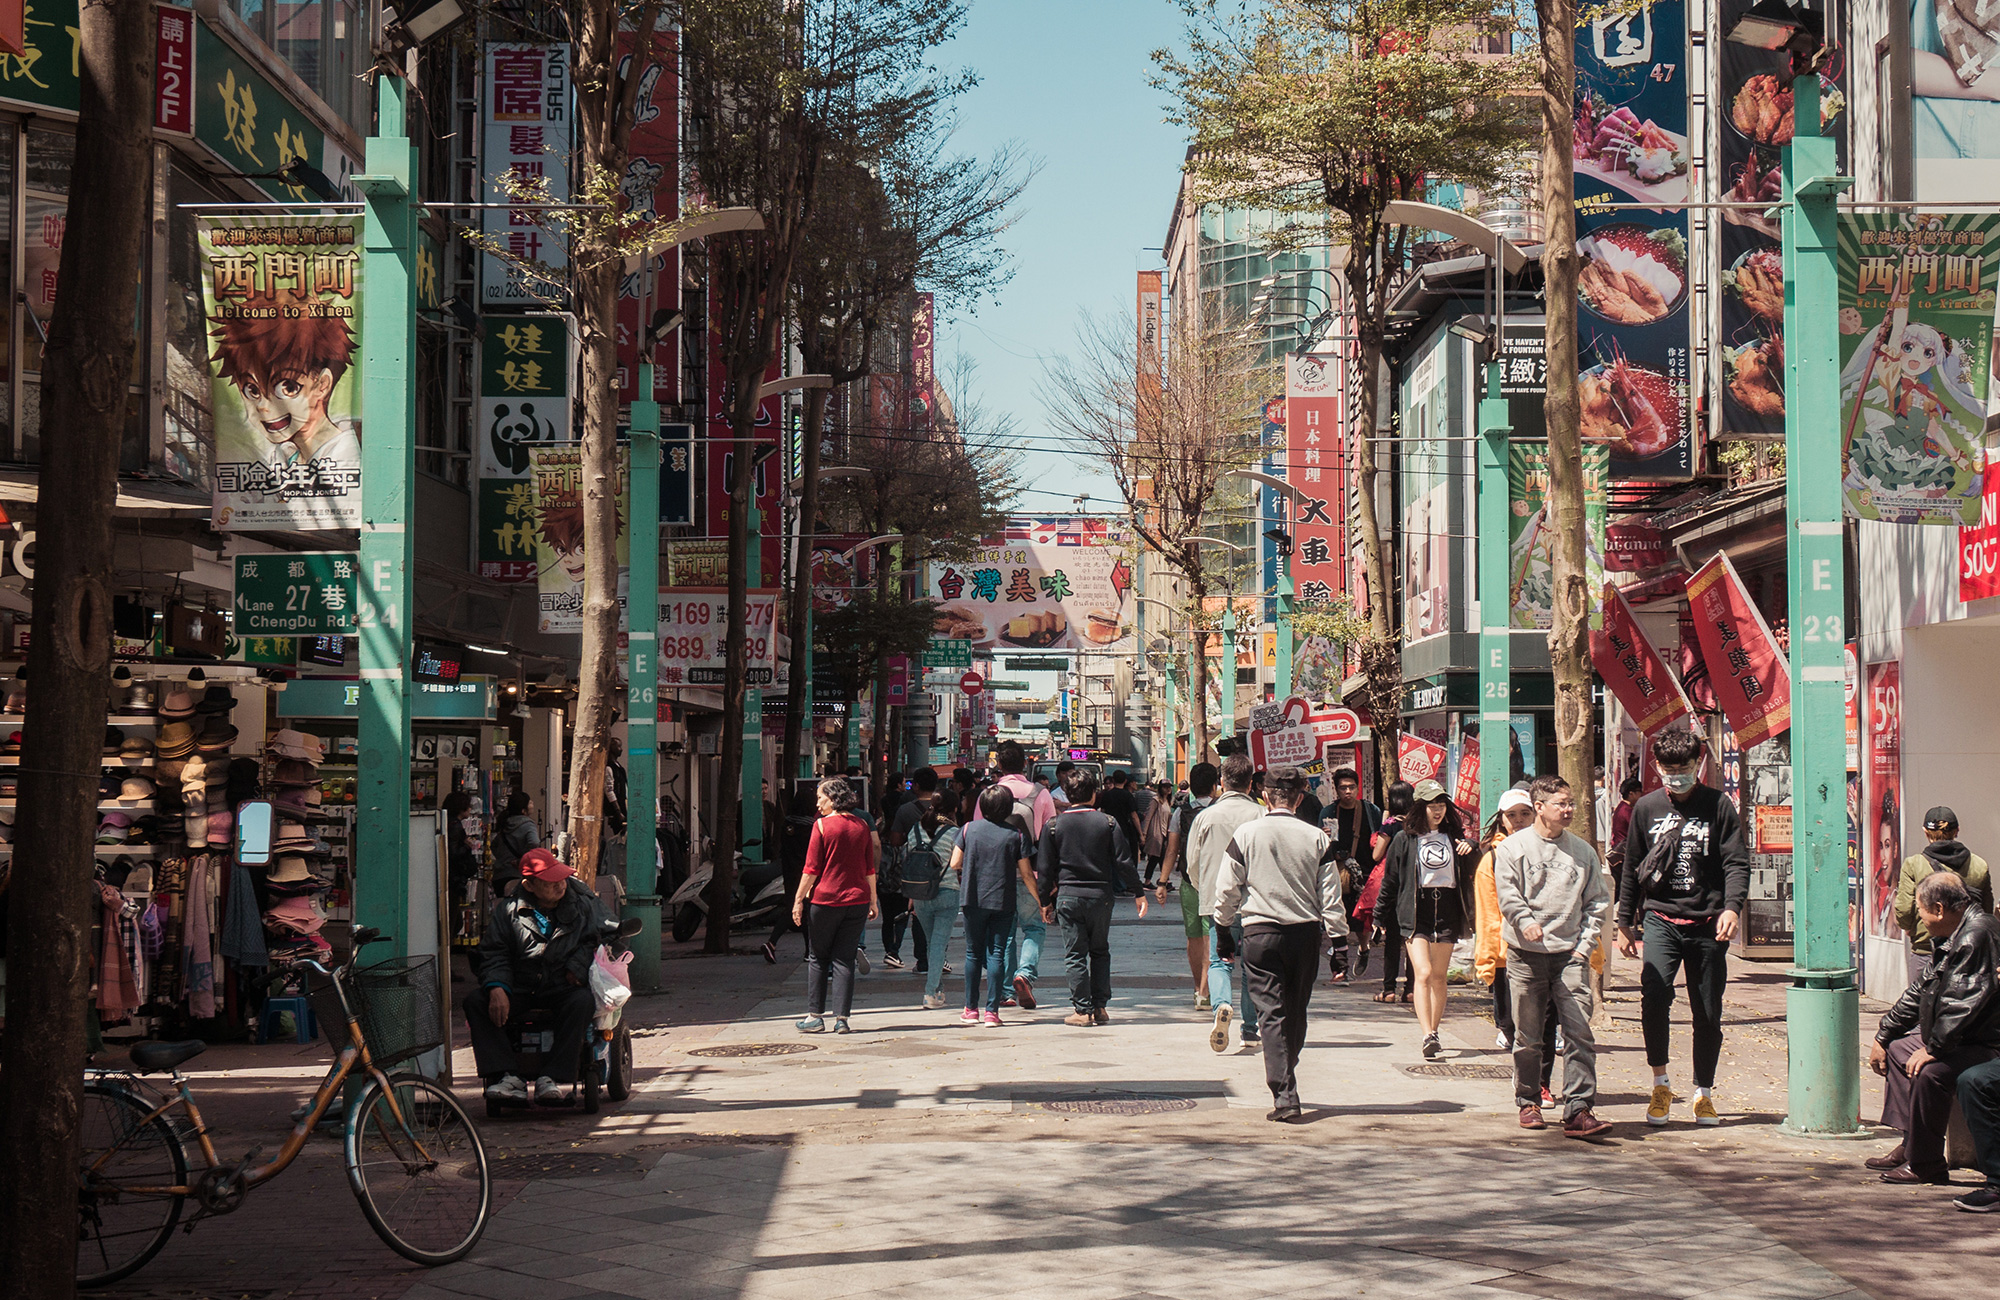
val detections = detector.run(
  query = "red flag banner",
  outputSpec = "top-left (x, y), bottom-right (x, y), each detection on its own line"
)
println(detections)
top-left (1398, 733), bottom-right (1447, 783)
top-left (1591, 583), bottom-right (1694, 735)
top-left (1686, 552), bottom-right (1791, 748)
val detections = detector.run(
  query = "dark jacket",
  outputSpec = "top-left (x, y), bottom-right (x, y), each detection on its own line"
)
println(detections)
top-left (1877, 906), bottom-right (2000, 1055)
top-left (1036, 805), bottom-right (1143, 904)
top-left (476, 878), bottom-right (606, 997)
top-left (1376, 826), bottom-right (1479, 935)
top-left (1322, 799), bottom-right (1384, 865)
top-left (1616, 785), bottom-right (1749, 928)
top-left (491, 814), bottom-right (542, 886)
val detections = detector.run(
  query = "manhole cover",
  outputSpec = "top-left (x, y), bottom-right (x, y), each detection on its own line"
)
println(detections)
top-left (1400, 1062), bottom-right (1514, 1080)
top-left (688, 1042), bottom-right (817, 1058)
top-left (483, 1152), bottom-right (646, 1180)
top-left (1039, 1093), bottom-right (1196, 1115)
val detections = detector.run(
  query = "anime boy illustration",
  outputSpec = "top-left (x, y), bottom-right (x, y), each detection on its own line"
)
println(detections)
top-left (1841, 291), bottom-right (1986, 517)
top-left (212, 288), bottom-right (359, 479)
top-left (534, 497), bottom-right (589, 588)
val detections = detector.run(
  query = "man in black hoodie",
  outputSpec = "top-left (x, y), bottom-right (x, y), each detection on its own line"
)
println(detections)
top-left (1038, 769), bottom-right (1149, 1027)
top-left (1617, 727), bottom-right (1748, 1127)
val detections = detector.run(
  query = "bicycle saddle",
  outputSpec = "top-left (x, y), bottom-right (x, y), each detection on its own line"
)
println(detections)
top-left (129, 1040), bottom-right (207, 1072)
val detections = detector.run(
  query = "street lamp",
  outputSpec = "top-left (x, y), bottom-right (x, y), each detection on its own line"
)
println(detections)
top-left (1727, 5), bottom-right (1859, 1139)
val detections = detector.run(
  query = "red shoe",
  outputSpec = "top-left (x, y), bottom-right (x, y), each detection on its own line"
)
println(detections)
top-left (1519, 1105), bottom-right (1547, 1130)
top-left (1013, 975), bottom-right (1036, 1010)
top-left (1540, 1087), bottom-right (1553, 1109)
top-left (1563, 1109), bottom-right (1613, 1141)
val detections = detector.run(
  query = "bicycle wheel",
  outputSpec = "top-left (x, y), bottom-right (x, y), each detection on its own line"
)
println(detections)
top-left (76, 1080), bottom-right (189, 1288)
top-left (345, 1072), bottom-right (490, 1266)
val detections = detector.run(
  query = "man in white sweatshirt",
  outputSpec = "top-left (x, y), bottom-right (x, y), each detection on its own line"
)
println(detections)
top-left (1493, 774), bottom-right (1613, 1140)
top-left (1211, 766), bottom-right (1349, 1122)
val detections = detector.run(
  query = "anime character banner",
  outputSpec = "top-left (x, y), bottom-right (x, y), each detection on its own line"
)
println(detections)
top-left (200, 214), bottom-right (363, 531)
top-left (1838, 213), bottom-right (2000, 526)
top-left (526, 446), bottom-right (628, 635)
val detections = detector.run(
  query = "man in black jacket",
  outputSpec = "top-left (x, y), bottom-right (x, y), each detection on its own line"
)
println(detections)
top-left (465, 847), bottom-right (607, 1105)
top-left (1865, 871), bottom-right (2000, 1185)
top-left (1617, 728), bottom-right (1748, 1126)
top-left (1038, 770), bottom-right (1149, 1027)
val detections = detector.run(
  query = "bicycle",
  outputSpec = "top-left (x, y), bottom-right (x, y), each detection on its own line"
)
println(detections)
top-left (75, 927), bottom-right (491, 1287)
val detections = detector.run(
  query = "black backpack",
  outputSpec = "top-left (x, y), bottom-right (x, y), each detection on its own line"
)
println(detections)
top-left (897, 819), bottom-right (947, 901)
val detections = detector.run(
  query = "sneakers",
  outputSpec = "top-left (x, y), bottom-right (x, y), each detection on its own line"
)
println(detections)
top-left (484, 1074), bottom-right (529, 1104)
top-left (960, 1008), bottom-right (981, 1024)
top-left (1266, 1103), bottom-right (1303, 1123)
top-left (1693, 1095), bottom-right (1721, 1126)
top-left (1646, 1084), bottom-right (1674, 1125)
top-left (1063, 1011), bottom-right (1095, 1027)
top-left (856, 951), bottom-right (871, 975)
top-left (1540, 1087), bottom-right (1554, 1109)
top-left (1092, 1009), bottom-right (1110, 1025)
top-left (1496, 1030), bottom-right (1513, 1051)
top-left (982, 1010), bottom-right (1003, 1027)
top-left (922, 994), bottom-right (946, 1010)
top-left (761, 940), bottom-right (777, 964)
top-left (832, 1019), bottom-right (851, 1034)
top-left (1519, 1105), bottom-right (1548, 1130)
top-left (797, 1015), bottom-right (826, 1033)
top-left (1013, 974), bottom-right (1037, 1010)
top-left (1195, 993), bottom-right (1212, 1011)
top-left (1954, 1186), bottom-right (2000, 1212)
top-left (533, 1076), bottom-right (564, 1105)
top-left (882, 954), bottom-right (906, 971)
top-left (1421, 1033), bottom-right (1441, 1060)
top-left (1210, 1004), bottom-right (1233, 1053)
top-left (1240, 1030), bottom-right (1261, 1045)
top-left (1563, 1109), bottom-right (1613, 1140)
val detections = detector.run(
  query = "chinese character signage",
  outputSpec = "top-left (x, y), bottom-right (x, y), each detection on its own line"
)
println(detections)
top-left (657, 588), bottom-right (776, 686)
top-left (928, 518), bottom-right (1133, 653)
top-left (1686, 551), bottom-right (1790, 748)
top-left (1838, 213), bottom-right (2000, 526)
top-left (1508, 442), bottom-right (1608, 629)
top-left (911, 293), bottom-right (935, 433)
top-left (199, 214), bottom-right (363, 531)
top-left (1590, 583), bottom-right (1692, 735)
top-left (616, 27), bottom-right (678, 403)
top-left (1284, 354), bottom-right (1343, 610)
top-left (154, 5), bottom-right (194, 136)
top-left (232, 552), bottom-right (357, 637)
top-left (0, 0), bottom-right (80, 112)
top-left (482, 42), bottom-right (570, 306)
top-left (478, 314), bottom-right (569, 581)
top-left (1574, 0), bottom-right (1694, 479)
top-left (195, 21), bottom-right (325, 203)
top-left (660, 421), bottom-right (694, 526)
top-left (526, 445), bottom-right (628, 635)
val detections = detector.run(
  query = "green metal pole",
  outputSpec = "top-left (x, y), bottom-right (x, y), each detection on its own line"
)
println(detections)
top-left (1478, 359), bottom-right (1512, 825)
top-left (1780, 69), bottom-right (1861, 1137)
top-left (625, 367), bottom-right (662, 992)
top-left (799, 603), bottom-right (815, 780)
top-left (742, 507), bottom-right (764, 863)
top-left (1275, 561), bottom-right (1294, 703)
top-left (354, 72), bottom-right (416, 957)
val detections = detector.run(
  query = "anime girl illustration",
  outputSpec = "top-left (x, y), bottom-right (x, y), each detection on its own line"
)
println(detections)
top-left (212, 287), bottom-right (360, 483)
top-left (1840, 292), bottom-right (1986, 520)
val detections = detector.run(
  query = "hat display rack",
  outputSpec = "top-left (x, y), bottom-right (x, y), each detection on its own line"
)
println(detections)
top-left (259, 728), bottom-right (352, 972)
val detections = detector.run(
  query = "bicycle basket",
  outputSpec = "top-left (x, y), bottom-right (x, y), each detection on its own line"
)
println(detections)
top-left (313, 955), bottom-right (444, 1067)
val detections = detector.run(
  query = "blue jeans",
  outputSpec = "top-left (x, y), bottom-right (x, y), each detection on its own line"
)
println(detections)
top-left (1056, 893), bottom-right (1116, 1013)
top-left (910, 890), bottom-right (960, 998)
top-left (1007, 887), bottom-right (1044, 987)
top-left (1204, 917), bottom-right (1257, 1038)
top-left (962, 904), bottom-right (1011, 1012)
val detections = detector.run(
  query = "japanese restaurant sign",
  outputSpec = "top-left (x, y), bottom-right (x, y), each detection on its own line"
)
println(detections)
top-left (1284, 354), bottom-right (1344, 608)
top-left (1591, 582), bottom-right (1693, 735)
top-left (482, 42), bottom-right (570, 306)
top-left (1686, 551), bottom-right (1791, 747)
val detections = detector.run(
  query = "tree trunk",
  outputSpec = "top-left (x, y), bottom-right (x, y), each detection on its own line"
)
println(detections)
top-left (707, 337), bottom-right (764, 952)
top-left (1539, 0), bottom-right (1593, 846)
top-left (780, 382), bottom-right (832, 800)
top-left (0, 5), bottom-right (152, 1295)
top-left (1184, 571), bottom-right (1211, 760)
top-left (1348, 272), bottom-right (1401, 800)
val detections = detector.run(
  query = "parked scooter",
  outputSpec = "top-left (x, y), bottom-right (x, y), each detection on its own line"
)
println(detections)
top-left (666, 839), bottom-right (786, 942)
top-left (483, 915), bottom-right (643, 1117)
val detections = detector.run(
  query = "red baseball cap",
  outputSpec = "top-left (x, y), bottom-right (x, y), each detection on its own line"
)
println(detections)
top-left (518, 848), bottom-right (573, 883)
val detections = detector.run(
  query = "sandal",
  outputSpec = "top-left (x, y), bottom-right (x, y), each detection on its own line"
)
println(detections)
top-left (1398, 991), bottom-right (1414, 1004)
top-left (1372, 991), bottom-right (1397, 1003)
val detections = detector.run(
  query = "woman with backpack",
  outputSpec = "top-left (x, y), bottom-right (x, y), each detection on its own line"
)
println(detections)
top-left (491, 791), bottom-right (541, 897)
top-left (904, 789), bottom-right (964, 1009)
top-left (951, 784), bottom-right (1040, 1025)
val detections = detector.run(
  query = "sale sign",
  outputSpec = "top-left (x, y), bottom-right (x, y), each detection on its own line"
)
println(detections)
top-left (657, 588), bottom-right (776, 687)
top-left (1960, 463), bottom-right (2000, 601)
top-left (1686, 552), bottom-right (1791, 748)
top-left (1399, 733), bottom-right (1447, 783)
top-left (1863, 661), bottom-right (1902, 940)
top-left (1591, 583), bottom-right (1694, 735)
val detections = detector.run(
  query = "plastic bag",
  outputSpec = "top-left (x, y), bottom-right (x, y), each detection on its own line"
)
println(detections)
top-left (589, 944), bottom-right (633, 1012)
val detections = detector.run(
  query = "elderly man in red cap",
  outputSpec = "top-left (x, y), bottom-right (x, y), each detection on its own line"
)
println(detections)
top-left (466, 847), bottom-right (608, 1105)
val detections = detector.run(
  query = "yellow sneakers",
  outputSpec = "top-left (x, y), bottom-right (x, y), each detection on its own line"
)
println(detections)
top-left (1647, 1084), bottom-right (1674, 1125)
top-left (1694, 1094), bottom-right (1721, 1126)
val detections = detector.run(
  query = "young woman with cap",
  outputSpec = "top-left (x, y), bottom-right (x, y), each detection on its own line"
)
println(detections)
top-left (1377, 779), bottom-right (1479, 1060)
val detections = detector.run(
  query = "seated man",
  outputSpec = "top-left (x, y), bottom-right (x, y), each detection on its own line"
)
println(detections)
top-left (1867, 870), bottom-right (2000, 1184)
top-left (464, 847), bottom-right (606, 1105)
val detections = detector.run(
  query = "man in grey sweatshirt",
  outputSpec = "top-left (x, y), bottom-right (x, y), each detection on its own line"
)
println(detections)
top-left (1212, 766), bottom-right (1349, 1121)
top-left (1493, 774), bottom-right (1613, 1140)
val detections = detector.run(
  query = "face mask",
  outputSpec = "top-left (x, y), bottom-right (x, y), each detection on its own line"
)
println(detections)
top-left (1661, 772), bottom-right (1697, 794)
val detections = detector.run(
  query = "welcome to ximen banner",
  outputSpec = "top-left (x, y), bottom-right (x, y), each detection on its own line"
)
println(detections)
top-left (527, 446), bottom-right (628, 635)
top-left (200, 214), bottom-right (363, 530)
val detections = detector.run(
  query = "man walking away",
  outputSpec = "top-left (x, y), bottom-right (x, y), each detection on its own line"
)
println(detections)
top-left (1098, 770), bottom-right (1142, 867)
top-left (1037, 769), bottom-right (1149, 1026)
top-left (1187, 754), bottom-right (1266, 1052)
top-left (881, 767), bottom-right (940, 971)
top-left (1896, 806), bottom-right (1994, 983)
top-left (1866, 870), bottom-right (2000, 1184)
top-left (1618, 727), bottom-right (1748, 1126)
top-left (1211, 767), bottom-right (1347, 1122)
top-left (1162, 763), bottom-right (1218, 1008)
top-left (977, 742), bottom-right (1057, 1009)
top-left (1494, 775), bottom-right (1613, 1140)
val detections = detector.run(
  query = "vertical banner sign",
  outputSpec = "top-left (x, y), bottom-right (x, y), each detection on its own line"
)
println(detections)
top-left (1508, 443), bottom-right (1609, 629)
top-left (705, 333), bottom-right (783, 579)
top-left (1137, 270), bottom-right (1163, 399)
top-left (1863, 661), bottom-right (1902, 940)
top-left (1260, 395), bottom-right (1284, 612)
top-left (1591, 583), bottom-right (1694, 734)
top-left (615, 28), bottom-right (678, 404)
top-left (1573, 1), bottom-right (1694, 479)
top-left (1285, 353), bottom-right (1344, 699)
top-left (1838, 214), bottom-right (2000, 526)
top-left (527, 446), bottom-right (629, 634)
top-left (154, 6), bottom-right (194, 136)
top-left (482, 43), bottom-right (570, 307)
top-left (1712, 0), bottom-right (1847, 438)
top-left (477, 315), bottom-right (569, 581)
top-left (660, 421), bottom-right (695, 526)
top-left (1961, 463), bottom-right (2000, 601)
top-left (1686, 551), bottom-right (1791, 747)
top-left (199, 214), bottom-right (363, 530)
top-left (910, 293), bottom-right (935, 433)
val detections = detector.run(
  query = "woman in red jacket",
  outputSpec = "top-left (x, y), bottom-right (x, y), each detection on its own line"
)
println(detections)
top-left (791, 776), bottom-right (881, 1034)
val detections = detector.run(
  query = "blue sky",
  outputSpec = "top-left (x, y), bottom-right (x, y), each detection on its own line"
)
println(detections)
top-left (933, 0), bottom-right (1189, 518)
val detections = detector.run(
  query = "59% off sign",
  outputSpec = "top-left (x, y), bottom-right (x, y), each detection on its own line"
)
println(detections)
top-left (657, 588), bottom-right (777, 687)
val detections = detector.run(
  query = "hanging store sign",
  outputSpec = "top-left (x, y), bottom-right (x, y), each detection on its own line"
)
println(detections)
top-left (659, 422), bottom-right (694, 527)
top-left (477, 314), bottom-right (570, 582)
top-left (1839, 213), bottom-right (2000, 527)
top-left (928, 518), bottom-right (1133, 653)
top-left (482, 42), bottom-right (570, 306)
top-left (154, 6), bottom-right (195, 136)
top-left (1285, 353), bottom-right (1344, 609)
top-left (657, 588), bottom-right (776, 687)
top-left (233, 552), bottom-right (358, 636)
top-left (1398, 733), bottom-right (1447, 784)
top-left (1686, 552), bottom-right (1790, 748)
top-left (615, 26), bottom-right (678, 404)
top-left (525, 445), bottom-right (627, 635)
top-left (200, 213), bottom-right (363, 531)
top-left (1590, 582), bottom-right (1692, 736)
top-left (1961, 463), bottom-right (2000, 601)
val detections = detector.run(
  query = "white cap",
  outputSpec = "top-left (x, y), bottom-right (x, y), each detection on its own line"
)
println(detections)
top-left (1498, 789), bottom-right (1533, 813)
